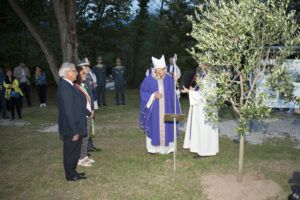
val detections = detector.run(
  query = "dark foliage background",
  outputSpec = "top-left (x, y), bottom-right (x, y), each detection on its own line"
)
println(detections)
top-left (1, 0), bottom-right (299, 86)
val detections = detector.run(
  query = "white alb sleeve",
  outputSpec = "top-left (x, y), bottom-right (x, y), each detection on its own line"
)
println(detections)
top-left (146, 93), bottom-right (156, 108)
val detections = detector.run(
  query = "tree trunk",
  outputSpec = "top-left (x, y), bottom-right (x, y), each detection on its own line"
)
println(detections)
top-left (52, 0), bottom-right (78, 63)
top-left (237, 118), bottom-right (246, 182)
top-left (7, 0), bottom-right (60, 84)
top-left (237, 132), bottom-right (245, 182)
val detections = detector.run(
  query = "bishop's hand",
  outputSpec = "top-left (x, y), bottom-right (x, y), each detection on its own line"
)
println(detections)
top-left (154, 92), bottom-right (163, 99)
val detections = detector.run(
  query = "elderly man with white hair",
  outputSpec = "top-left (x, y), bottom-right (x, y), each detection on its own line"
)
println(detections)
top-left (140, 55), bottom-right (181, 154)
top-left (57, 62), bottom-right (87, 181)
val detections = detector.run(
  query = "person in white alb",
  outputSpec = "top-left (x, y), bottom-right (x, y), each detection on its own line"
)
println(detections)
top-left (181, 67), bottom-right (219, 158)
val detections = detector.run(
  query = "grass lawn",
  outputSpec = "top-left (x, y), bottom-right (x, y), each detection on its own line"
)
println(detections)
top-left (0, 87), bottom-right (299, 200)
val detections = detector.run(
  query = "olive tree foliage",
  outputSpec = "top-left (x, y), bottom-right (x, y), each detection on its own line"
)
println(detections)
top-left (188, 0), bottom-right (300, 182)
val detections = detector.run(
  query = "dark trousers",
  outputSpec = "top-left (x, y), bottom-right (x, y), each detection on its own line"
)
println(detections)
top-left (0, 89), bottom-right (8, 118)
top-left (88, 136), bottom-right (95, 149)
top-left (7, 97), bottom-right (21, 119)
top-left (19, 83), bottom-right (31, 107)
top-left (63, 136), bottom-right (82, 180)
top-left (115, 85), bottom-right (125, 105)
top-left (37, 84), bottom-right (47, 104)
top-left (96, 85), bottom-right (106, 105)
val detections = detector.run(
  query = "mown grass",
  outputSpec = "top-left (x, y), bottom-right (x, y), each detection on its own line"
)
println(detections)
top-left (0, 87), bottom-right (299, 200)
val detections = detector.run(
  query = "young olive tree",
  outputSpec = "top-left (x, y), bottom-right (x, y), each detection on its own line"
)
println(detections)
top-left (188, 0), bottom-right (300, 182)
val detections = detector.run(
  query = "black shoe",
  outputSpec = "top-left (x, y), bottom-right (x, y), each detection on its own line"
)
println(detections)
top-left (67, 175), bottom-right (87, 181)
top-left (193, 155), bottom-right (203, 159)
top-left (116, 104), bottom-right (120, 106)
top-left (2, 116), bottom-right (9, 119)
top-left (121, 103), bottom-right (126, 105)
top-left (76, 172), bottom-right (86, 177)
top-left (88, 147), bottom-right (102, 152)
top-left (103, 104), bottom-right (107, 106)
top-left (11, 117), bottom-right (15, 120)
top-left (87, 153), bottom-right (91, 157)
top-left (18, 115), bottom-right (22, 119)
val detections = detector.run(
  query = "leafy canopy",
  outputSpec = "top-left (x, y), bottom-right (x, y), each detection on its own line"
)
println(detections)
top-left (188, 0), bottom-right (300, 133)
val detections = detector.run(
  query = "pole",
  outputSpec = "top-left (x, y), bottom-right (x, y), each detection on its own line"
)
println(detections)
top-left (173, 54), bottom-right (177, 172)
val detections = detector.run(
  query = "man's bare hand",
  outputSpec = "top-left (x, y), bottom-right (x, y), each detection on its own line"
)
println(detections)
top-left (72, 134), bottom-right (79, 141)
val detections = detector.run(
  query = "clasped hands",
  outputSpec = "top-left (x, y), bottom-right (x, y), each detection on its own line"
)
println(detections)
top-left (154, 92), bottom-right (163, 99)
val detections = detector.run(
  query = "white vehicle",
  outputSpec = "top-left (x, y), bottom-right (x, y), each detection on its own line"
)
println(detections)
top-left (257, 46), bottom-right (300, 110)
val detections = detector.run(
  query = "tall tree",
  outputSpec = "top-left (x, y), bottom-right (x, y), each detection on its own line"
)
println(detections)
top-left (7, 0), bottom-right (79, 84)
top-left (130, 0), bottom-right (150, 86)
top-left (188, 0), bottom-right (300, 182)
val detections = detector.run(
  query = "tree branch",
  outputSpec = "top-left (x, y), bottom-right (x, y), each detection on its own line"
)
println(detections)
top-left (7, 0), bottom-right (59, 84)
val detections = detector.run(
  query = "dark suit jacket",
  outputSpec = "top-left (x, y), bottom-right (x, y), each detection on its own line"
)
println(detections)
top-left (57, 78), bottom-right (87, 137)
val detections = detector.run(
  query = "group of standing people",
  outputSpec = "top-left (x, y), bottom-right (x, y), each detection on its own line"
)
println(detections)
top-left (57, 56), bottom-right (126, 181)
top-left (93, 56), bottom-right (127, 106)
top-left (0, 62), bottom-right (47, 120)
top-left (140, 55), bottom-right (219, 158)
top-left (57, 54), bottom-right (219, 181)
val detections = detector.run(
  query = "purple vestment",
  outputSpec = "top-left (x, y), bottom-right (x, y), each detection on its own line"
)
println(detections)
top-left (140, 74), bottom-right (181, 146)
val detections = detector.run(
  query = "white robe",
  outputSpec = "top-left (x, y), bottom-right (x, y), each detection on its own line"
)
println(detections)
top-left (183, 88), bottom-right (219, 156)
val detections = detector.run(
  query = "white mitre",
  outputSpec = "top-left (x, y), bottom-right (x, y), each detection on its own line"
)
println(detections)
top-left (152, 55), bottom-right (166, 69)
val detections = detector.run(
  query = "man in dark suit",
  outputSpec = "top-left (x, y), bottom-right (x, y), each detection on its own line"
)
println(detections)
top-left (57, 62), bottom-right (87, 181)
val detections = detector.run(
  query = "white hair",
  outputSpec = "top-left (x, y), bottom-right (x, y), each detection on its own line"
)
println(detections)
top-left (59, 62), bottom-right (75, 77)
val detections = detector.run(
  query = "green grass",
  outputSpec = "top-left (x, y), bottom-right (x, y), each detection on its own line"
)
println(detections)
top-left (0, 88), bottom-right (299, 200)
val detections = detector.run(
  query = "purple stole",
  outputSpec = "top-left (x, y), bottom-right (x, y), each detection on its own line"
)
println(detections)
top-left (167, 65), bottom-right (174, 73)
top-left (148, 68), bottom-right (152, 76)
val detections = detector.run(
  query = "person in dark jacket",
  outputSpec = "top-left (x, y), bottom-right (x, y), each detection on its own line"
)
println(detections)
top-left (77, 58), bottom-right (101, 152)
top-left (112, 58), bottom-right (126, 105)
top-left (93, 56), bottom-right (107, 106)
top-left (57, 62), bottom-right (87, 181)
top-left (34, 66), bottom-right (47, 107)
top-left (0, 67), bottom-right (9, 119)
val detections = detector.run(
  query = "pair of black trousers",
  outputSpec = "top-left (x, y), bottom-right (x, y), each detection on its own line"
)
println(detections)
top-left (36, 84), bottom-right (47, 104)
top-left (96, 85), bottom-right (106, 105)
top-left (115, 85), bottom-right (125, 105)
top-left (7, 97), bottom-right (21, 119)
top-left (19, 83), bottom-right (31, 107)
top-left (63, 136), bottom-right (82, 180)
top-left (0, 88), bottom-right (8, 117)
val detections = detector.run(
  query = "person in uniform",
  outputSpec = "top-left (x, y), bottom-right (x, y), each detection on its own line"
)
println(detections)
top-left (112, 58), bottom-right (126, 105)
top-left (93, 56), bottom-right (107, 106)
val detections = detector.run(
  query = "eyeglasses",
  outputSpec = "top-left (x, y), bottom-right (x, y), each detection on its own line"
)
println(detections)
top-left (70, 69), bottom-right (77, 73)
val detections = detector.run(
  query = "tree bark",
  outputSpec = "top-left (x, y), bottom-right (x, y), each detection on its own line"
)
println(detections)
top-left (52, 0), bottom-right (78, 63)
top-left (237, 133), bottom-right (244, 182)
top-left (237, 118), bottom-right (246, 183)
top-left (7, 0), bottom-right (60, 84)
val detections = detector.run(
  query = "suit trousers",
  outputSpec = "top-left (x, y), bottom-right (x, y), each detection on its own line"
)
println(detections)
top-left (19, 82), bottom-right (31, 107)
top-left (63, 135), bottom-right (82, 180)
top-left (96, 85), bottom-right (106, 105)
top-left (115, 85), bottom-right (125, 105)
